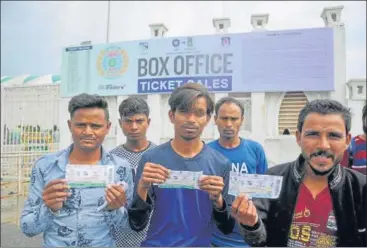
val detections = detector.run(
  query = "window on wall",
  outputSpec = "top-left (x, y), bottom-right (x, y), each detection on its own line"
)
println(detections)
top-left (278, 91), bottom-right (308, 135)
top-left (228, 93), bottom-right (252, 131)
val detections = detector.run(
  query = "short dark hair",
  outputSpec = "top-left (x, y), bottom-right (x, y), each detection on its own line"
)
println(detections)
top-left (119, 96), bottom-right (150, 118)
top-left (68, 93), bottom-right (109, 120)
top-left (215, 97), bottom-right (244, 117)
top-left (297, 99), bottom-right (352, 134)
top-left (362, 101), bottom-right (367, 121)
top-left (168, 83), bottom-right (214, 115)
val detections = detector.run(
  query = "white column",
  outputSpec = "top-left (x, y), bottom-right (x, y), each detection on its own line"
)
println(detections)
top-left (249, 14), bottom-right (269, 146)
top-left (115, 96), bottom-right (128, 146)
top-left (58, 97), bottom-right (72, 150)
top-left (1, 86), bottom-right (5, 149)
top-left (346, 79), bottom-right (366, 136)
top-left (146, 24), bottom-right (168, 145)
top-left (147, 94), bottom-right (161, 144)
top-left (331, 24), bottom-right (346, 105)
top-left (250, 93), bottom-right (266, 146)
top-left (212, 18), bottom-right (230, 33)
top-left (213, 93), bottom-right (228, 139)
top-left (320, 6), bottom-right (346, 105)
top-left (250, 14), bottom-right (269, 31)
top-left (148, 23), bottom-right (168, 38)
top-left (212, 18), bottom-right (231, 139)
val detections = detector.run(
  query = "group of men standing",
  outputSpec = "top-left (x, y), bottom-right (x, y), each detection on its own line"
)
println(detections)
top-left (20, 83), bottom-right (366, 247)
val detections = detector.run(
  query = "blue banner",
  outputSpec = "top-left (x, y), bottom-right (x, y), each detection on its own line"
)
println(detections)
top-left (61, 27), bottom-right (334, 97)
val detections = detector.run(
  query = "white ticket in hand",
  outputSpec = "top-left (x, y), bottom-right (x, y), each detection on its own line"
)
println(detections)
top-left (66, 164), bottom-right (114, 188)
top-left (229, 172), bottom-right (283, 199)
top-left (155, 170), bottom-right (203, 189)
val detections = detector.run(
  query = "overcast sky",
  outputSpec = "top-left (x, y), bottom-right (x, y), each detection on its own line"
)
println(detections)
top-left (1, 1), bottom-right (366, 80)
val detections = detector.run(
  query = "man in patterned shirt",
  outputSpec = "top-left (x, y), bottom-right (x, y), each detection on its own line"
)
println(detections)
top-left (20, 93), bottom-right (133, 247)
top-left (111, 96), bottom-right (156, 247)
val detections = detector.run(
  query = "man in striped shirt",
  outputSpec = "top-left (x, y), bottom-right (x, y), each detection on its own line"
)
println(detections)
top-left (341, 101), bottom-right (366, 174)
top-left (110, 96), bottom-right (156, 247)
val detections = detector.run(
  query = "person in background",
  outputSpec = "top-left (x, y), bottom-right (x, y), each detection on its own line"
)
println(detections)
top-left (232, 99), bottom-right (366, 247)
top-left (20, 93), bottom-right (134, 247)
top-left (111, 96), bottom-right (156, 247)
top-left (283, 128), bottom-right (291, 135)
top-left (128, 83), bottom-right (234, 246)
top-left (341, 101), bottom-right (366, 174)
top-left (208, 97), bottom-right (268, 247)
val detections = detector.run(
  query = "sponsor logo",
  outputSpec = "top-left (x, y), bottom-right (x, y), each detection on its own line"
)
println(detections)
top-left (97, 46), bottom-right (129, 79)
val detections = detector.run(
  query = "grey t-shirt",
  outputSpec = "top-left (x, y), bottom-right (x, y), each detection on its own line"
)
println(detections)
top-left (110, 142), bottom-right (156, 247)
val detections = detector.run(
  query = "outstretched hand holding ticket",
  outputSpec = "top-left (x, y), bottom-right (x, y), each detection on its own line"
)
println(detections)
top-left (137, 162), bottom-right (170, 201)
top-left (139, 162), bottom-right (170, 188)
top-left (42, 179), bottom-right (71, 212)
top-left (231, 193), bottom-right (259, 227)
top-left (198, 175), bottom-right (225, 209)
top-left (105, 184), bottom-right (127, 210)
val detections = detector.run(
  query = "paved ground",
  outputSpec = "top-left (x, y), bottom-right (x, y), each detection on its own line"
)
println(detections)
top-left (1, 199), bottom-right (40, 247)
top-left (1, 223), bottom-right (42, 247)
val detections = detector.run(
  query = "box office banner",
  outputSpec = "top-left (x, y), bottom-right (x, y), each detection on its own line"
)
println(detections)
top-left (61, 27), bottom-right (334, 97)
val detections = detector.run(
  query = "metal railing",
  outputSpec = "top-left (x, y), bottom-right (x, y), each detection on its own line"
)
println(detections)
top-left (1, 84), bottom-right (61, 225)
top-left (1, 148), bottom-right (59, 226)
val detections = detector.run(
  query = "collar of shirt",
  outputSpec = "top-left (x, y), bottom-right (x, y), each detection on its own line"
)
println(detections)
top-left (54, 144), bottom-right (112, 172)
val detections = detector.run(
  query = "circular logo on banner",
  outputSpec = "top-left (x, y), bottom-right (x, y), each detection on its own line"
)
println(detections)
top-left (172, 39), bottom-right (180, 47)
top-left (97, 46), bottom-right (129, 79)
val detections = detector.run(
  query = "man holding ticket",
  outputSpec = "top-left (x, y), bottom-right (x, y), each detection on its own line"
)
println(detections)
top-left (128, 83), bottom-right (234, 246)
top-left (209, 97), bottom-right (268, 247)
top-left (232, 99), bottom-right (366, 247)
top-left (20, 93), bottom-right (134, 247)
top-left (111, 96), bottom-right (157, 247)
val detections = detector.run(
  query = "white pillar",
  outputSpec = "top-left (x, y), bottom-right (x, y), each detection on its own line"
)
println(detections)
top-left (115, 96), bottom-right (128, 146)
top-left (59, 97), bottom-right (72, 150)
top-left (346, 79), bottom-right (366, 136)
top-left (249, 14), bottom-right (270, 146)
top-left (250, 14), bottom-right (269, 31)
top-left (1, 86), bottom-right (5, 149)
top-left (213, 93), bottom-right (228, 140)
top-left (321, 6), bottom-right (346, 105)
top-left (212, 18), bottom-right (230, 33)
top-left (147, 94), bottom-right (162, 145)
top-left (212, 18), bottom-right (231, 139)
top-left (146, 24), bottom-right (168, 145)
top-left (148, 23), bottom-right (168, 38)
top-left (250, 93), bottom-right (266, 146)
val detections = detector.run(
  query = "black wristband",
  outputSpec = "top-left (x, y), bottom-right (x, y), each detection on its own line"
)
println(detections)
top-left (241, 220), bottom-right (260, 231)
top-left (213, 197), bottom-right (227, 211)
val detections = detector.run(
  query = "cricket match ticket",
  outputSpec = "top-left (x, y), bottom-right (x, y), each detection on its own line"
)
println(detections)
top-left (229, 172), bottom-right (283, 199)
top-left (65, 164), bottom-right (115, 188)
